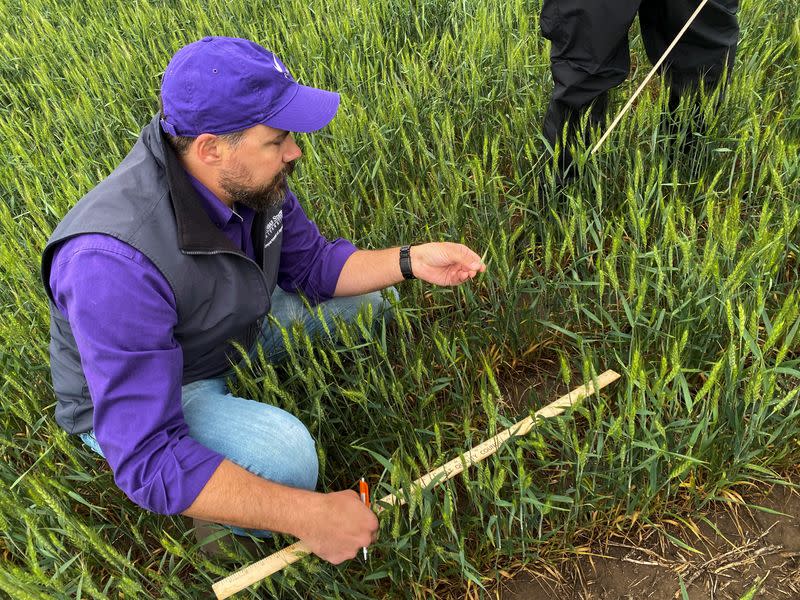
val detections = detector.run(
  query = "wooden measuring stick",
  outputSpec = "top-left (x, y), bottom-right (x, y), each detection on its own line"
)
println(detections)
top-left (211, 369), bottom-right (621, 599)
top-left (590, 0), bottom-right (711, 154)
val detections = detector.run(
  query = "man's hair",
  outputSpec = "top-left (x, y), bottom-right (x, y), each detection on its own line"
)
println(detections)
top-left (158, 97), bottom-right (247, 155)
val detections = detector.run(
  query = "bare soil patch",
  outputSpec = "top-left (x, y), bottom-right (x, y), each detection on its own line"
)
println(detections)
top-left (500, 480), bottom-right (800, 600)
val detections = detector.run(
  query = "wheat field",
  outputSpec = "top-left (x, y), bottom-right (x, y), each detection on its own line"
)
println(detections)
top-left (1, 0), bottom-right (798, 597)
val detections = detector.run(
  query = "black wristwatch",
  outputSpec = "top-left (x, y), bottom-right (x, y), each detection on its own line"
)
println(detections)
top-left (399, 245), bottom-right (415, 280)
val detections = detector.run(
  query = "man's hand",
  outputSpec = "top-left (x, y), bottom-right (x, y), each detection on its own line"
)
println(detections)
top-left (293, 490), bottom-right (378, 564)
top-left (334, 242), bottom-right (486, 297)
top-left (408, 242), bottom-right (486, 286)
top-left (184, 459), bottom-right (377, 565)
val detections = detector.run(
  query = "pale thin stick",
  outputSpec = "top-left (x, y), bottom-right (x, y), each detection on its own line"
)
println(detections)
top-left (212, 370), bottom-right (621, 599)
top-left (590, 0), bottom-right (710, 154)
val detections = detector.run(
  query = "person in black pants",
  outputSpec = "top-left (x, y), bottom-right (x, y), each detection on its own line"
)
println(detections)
top-left (540, 0), bottom-right (739, 176)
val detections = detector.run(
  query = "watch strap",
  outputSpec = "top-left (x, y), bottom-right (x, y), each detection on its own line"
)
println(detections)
top-left (399, 245), bottom-right (415, 280)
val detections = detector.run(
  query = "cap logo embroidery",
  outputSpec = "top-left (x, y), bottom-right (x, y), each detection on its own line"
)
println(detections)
top-left (272, 55), bottom-right (291, 80)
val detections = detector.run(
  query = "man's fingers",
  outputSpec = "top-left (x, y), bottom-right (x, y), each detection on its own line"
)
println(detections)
top-left (459, 244), bottom-right (483, 264)
top-left (441, 242), bottom-right (481, 263)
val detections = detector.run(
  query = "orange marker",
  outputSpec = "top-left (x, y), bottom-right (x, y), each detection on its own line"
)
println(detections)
top-left (359, 478), bottom-right (370, 560)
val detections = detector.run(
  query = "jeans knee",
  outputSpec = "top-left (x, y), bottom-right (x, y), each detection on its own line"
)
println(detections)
top-left (234, 409), bottom-right (319, 491)
top-left (280, 415), bottom-right (319, 491)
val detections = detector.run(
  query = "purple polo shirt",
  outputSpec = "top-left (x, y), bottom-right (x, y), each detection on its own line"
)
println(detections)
top-left (48, 177), bottom-right (357, 514)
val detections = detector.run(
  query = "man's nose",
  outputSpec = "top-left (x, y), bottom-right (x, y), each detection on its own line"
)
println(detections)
top-left (284, 136), bottom-right (302, 162)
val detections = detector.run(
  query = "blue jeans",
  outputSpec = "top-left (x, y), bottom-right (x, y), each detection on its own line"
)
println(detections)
top-left (80, 286), bottom-right (397, 537)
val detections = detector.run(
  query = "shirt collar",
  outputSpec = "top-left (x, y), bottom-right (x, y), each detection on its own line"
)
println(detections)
top-left (186, 172), bottom-right (255, 228)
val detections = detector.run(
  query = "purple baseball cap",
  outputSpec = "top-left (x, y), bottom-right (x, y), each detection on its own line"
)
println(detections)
top-left (159, 36), bottom-right (339, 136)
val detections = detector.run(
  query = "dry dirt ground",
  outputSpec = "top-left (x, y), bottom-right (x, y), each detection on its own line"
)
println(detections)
top-left (499, 481), bottom-right (800, 600)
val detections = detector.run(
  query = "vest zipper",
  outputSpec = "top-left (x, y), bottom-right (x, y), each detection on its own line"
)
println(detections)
top-left (181, 248), bottom-right (270, 344)
top-left (181, 248), bottom-right (270, 295)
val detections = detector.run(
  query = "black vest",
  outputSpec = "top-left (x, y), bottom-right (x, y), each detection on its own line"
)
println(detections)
top-left (41, 114), bottom-right (283, 434)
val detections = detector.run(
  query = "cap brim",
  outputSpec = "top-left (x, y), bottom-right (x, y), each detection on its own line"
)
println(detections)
top-left (262, 85), bottom-right (340, 133)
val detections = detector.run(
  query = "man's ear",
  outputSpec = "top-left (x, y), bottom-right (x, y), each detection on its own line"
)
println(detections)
top-left (192, 133), bottom-right (224, 166)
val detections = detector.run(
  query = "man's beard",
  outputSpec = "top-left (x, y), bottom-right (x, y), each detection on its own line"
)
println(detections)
top-left (219, 161), bottom-right (296, 213)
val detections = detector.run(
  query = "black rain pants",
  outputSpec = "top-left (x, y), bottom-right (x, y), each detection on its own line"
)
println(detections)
top-left (540, 0), bottom-right (739, 170)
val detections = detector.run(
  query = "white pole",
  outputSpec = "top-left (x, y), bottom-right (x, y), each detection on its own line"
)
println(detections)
top-left (591, 0), bottom-right (712, 154)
